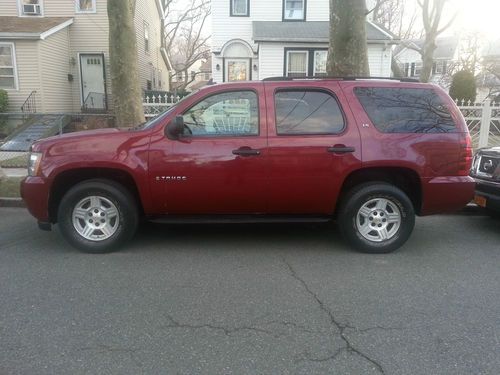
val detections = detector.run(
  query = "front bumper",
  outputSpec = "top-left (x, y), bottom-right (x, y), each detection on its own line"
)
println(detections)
top-left (20, 176), bottom-right (51, 222)
top-left (474, 178), bottom-right (500, 212)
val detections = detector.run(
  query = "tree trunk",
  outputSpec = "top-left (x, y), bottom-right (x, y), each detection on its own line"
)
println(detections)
top-left (326, 0), bottom-right (370, 76)
top-left (108, 0), bottom-right (144, 127)
top-left (419, 36), bottom-right (437, 83)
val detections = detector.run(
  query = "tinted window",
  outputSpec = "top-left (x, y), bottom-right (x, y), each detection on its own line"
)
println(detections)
top-left (275, 90), bottom-right (345, 135)
top-left (354, 87), bottom-right (456, 133)
top-left (182, 91), bottom-right (258, 136)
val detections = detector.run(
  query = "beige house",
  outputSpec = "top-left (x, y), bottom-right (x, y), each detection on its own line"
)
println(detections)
top-left (0, 0), bottom-right (170, 113)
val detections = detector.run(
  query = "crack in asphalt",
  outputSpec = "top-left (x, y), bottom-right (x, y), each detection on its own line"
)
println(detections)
top-left (162, 314), bottom-right (282, 338)
top-left (281, 257), bottom-right (386, 374)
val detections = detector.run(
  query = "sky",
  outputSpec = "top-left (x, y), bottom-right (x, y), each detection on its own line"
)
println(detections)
top-left (453, 0), bottom-right (500, 39)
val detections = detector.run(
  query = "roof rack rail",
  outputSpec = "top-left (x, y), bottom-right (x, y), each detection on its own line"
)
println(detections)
top-left (262, 76), bottom-right (420, 83)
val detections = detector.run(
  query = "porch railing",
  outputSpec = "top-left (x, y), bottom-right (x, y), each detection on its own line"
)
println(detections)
top-left (20, 90), bottom-right (36, 115)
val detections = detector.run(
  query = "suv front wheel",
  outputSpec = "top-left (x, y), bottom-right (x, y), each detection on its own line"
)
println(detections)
top-left (57, 179), bottom-right (138, 253)
top-left (338, 183), bottom-right (415, 253)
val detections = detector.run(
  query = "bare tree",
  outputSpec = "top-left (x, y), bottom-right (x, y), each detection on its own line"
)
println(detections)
top-left (327, 0), bottom-right (370, 76)
top-left (164, 0), bottom-right (210, 91)
top-left (108, 0), bottom-right (144, 127)
top-left (370, 0), bottom-right (421, 77)
top-left (415, 0), bottom-right (457, 82)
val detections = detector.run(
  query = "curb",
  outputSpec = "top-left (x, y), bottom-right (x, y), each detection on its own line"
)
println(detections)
top-left (0, 197), bottom-right (25, 208)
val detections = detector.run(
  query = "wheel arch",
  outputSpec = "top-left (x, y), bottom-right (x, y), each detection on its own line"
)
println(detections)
top-left (48, 167), bottom-right (144, 223)
top-left (336, 167), bottom-right (422, 216)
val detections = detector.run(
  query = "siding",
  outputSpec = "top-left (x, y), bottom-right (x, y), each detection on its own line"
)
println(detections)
top-left (212, 0), bottom-right (330, 51)
top-left (38, 28), bottom-right (73, 112)
top-left (0, 1), bottom-right (18, 16)
top-left (1, 40), bottom-right (42, 112)
top-left (256, 43), bottom-right (392, 81)
top-left (134, 0), bottom-right (169, 92)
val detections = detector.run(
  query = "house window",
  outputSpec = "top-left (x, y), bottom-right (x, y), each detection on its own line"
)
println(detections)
top-left (411, 62), bottom-right (422, 77)
top-left (76, 0), bottom-right (96, 13)
top-left (19, 0), bottom-right (43, 16)
top-left (144, 22), bottom-right (150, 53)
top-left (283, 0), bottom-right (305, 20)
top-left (434, 60), bottom-right (447, 74)
top-left (286, 51), bottom-right (308, 77)
top-left (158, 69), bottom-right (162, 88)
top-left (313, 51), bottom-right (327, 76)
top-left (285, 48), bottom-right (328, 77)
top-left (146, 80), bottom-right (152, 90)
top-left (0, 43), bottom-right (18, 89)
top-left (230, 0), bottom-right (249, 16)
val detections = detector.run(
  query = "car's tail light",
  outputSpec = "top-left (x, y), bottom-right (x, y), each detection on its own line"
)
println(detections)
top-left (457, 133), bottom-right (473, 176)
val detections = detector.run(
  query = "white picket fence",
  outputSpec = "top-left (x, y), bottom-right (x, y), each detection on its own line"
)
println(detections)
top-left (456, 100), bottom-right (500, 149)
top-left (141, 95), bottom-right (500, 149)
top-left (142, 94), bottom-right (181, 119)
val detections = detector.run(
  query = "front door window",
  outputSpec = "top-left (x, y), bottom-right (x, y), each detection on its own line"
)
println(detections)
top-left (226, 59), bottom-right (249, 81)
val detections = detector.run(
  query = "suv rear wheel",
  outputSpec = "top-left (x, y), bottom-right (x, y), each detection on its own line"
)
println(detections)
top-left (57, 179), bottom-right (138, 253)
top-left (338, 183), bottom-right (415, 253)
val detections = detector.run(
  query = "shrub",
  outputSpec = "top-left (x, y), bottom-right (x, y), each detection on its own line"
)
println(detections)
top-left (449, 70), bottom-right (477, 103)
top-left (0, 89), bottom-right (7, 112)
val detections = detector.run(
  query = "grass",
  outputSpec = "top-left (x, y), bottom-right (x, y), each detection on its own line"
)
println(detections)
top-left (0, 154), bottom-right (28, 168)
top-left (0, 176), bottom-right (22, 197)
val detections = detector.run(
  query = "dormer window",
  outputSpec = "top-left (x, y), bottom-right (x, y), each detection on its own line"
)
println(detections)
top-left (230, 0), bottom-right (249, 17)
top-left (19, 0), bottom-right (43, 16)
top-left (283, 0), bottom-right (305, 21)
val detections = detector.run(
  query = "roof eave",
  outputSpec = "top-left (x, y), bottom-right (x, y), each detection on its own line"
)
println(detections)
top-left (0, 32), bottom-right (41, 40)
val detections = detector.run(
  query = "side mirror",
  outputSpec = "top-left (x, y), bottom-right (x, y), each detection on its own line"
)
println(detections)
top-left (165, 115), bottom-right (185, 139)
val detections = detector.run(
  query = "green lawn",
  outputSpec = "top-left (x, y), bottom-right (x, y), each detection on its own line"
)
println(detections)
top-left (0, 176), bottom-right (22, 197)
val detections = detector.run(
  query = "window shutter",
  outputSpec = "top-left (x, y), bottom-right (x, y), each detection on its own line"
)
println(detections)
top-left (432, 62), bottom-right (437, 74)
top-left (410, 63), bottom-right (415, 77)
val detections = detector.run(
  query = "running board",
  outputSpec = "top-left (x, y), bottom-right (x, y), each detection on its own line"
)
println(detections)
top-left (149, 215), bottom-right (333, 224)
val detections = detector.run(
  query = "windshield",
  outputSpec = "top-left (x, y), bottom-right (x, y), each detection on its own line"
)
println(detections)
top-left (141, 90), bottom-right (199, 129)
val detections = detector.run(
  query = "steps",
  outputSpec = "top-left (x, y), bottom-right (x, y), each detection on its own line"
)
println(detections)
top-left (0, 115), bottom-right (70, 152)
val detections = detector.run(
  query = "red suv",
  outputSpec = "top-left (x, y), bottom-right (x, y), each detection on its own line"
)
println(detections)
top-left (21, 78), bottom-right (475, 254)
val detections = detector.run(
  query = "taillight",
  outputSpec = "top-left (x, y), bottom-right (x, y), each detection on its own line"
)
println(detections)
top-left (457, 133), bottom-right (473, 176)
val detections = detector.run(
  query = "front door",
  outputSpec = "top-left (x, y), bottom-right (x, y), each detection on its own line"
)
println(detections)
top-left (80, 54), bottom-right (106, 111)
top-left (148, 86), bottom-right (267, 214)
top-left (225, 59), bottom-right (250, 81)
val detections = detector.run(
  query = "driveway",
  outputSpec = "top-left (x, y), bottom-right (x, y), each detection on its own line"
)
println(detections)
top-left (0, 208), bottom-right (498, 374)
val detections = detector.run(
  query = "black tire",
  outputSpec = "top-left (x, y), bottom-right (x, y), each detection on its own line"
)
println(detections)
top-left (338, 183), bottom-right (415, 254)
top-left (57, 179), bottom-right (138, 253)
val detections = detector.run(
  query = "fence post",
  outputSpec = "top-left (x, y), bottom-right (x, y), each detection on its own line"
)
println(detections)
top-left (479, 101), bottom-right (492, 148)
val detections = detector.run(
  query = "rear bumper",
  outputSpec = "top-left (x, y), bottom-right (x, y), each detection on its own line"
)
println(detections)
top-left (420, 176), bottom-right (475, 215)
top-left (474, 178), bottom-right (500, 212)
top-left (20, 176), bottom-right (50, 222)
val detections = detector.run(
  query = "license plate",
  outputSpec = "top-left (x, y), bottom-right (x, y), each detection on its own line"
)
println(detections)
top-left (474, 195), bottom-right (487, 207)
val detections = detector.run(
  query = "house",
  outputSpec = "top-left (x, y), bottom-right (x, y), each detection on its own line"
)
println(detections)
top-left (393, 36), bottom-right (459, 84)
top-left (0, 0), bottom-right (170, 113)
top-left (170, 56), bottom-right (212, 92)
top-left (211, 0), bottom-right (397, 82)
top-left (189, 57), bottom-right (213, 91)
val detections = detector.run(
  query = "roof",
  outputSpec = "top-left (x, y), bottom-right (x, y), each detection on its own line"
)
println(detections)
top-left (0, 17), bottom-right (73, 40)
top-left (252, 21), bottom-right (397, 43)
top-left (200, 57), bottom-right (211, 72)
top-left (394, 36), bottom-right (459, 59)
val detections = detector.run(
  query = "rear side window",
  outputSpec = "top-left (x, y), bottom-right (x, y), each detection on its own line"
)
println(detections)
top-left (275, 90), bottom-right (345, 135)
top-left (354, 87), bottom-right (456, 133)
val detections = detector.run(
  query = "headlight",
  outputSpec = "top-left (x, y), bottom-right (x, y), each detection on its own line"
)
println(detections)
top-left (28, 152), bottom-right (42, 176)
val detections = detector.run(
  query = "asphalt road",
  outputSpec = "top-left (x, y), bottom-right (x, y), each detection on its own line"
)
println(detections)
top-left (0, 208), bottom-right (499, 375)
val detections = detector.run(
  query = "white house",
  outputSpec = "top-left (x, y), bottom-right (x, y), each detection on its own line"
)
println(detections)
top-left (211, 0), bottom-right (397, 82)
top-left (0, 0), bottom-right (170, 113)
top-left (393, 36), bottom-right (459, 84)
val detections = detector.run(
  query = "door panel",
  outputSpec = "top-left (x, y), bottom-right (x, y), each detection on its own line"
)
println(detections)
top-left (148, 86), bottom-right (268, 214)
top-left (264, 81), bottom-right (362, 215)
top-left (80, 54), bottom-right (106, 110)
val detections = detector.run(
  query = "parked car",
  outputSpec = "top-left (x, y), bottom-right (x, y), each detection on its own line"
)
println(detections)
top-left (21, 77), bottom-right (475, 254)
top-left (470, 147), bottom-right (500, 215)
